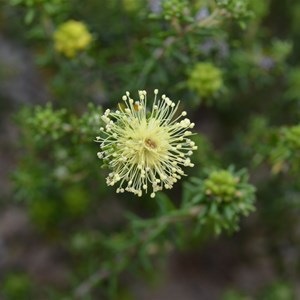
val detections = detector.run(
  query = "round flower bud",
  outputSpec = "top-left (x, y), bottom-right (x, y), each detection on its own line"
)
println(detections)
top-left (53, 20), bottom-right (92, 58)
top-left (188, 62), bottom-right (223, 99)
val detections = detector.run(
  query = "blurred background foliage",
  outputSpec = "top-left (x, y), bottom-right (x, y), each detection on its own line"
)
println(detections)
top-left (0, 0), bottom-right (300, 299)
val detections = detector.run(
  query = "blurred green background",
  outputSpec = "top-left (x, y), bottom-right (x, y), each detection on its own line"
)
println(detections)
top-left (0, 0), bottom-right (300, 299)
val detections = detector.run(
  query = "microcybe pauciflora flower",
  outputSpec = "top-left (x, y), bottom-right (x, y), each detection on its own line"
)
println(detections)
top-left (96, 90), bottom-right (197, 198)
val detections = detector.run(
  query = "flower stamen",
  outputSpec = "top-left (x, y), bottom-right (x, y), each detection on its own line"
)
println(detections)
top-left (145, 138), bottom-right (157, 149)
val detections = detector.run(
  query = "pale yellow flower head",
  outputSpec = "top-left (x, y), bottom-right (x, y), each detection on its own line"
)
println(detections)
top-left (96, 90), bottom-right (197, 198)
top-left (53, 20), bottom-right (92, 58)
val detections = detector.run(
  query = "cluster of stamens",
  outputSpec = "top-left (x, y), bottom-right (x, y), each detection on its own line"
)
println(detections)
top-left (95, 89), bottom-right (197, 198)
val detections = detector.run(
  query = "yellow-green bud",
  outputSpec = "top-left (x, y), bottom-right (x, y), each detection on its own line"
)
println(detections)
top-left (188, 62), bottom-right (223, 98)
top-left (53, 20), bottom-right (92, 58)
top-left (204, 170), bottom-right (238, 202)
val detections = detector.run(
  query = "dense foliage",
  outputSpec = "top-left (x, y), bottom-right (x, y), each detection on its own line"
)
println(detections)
top-left (1, 0), bottom-right (300, 299)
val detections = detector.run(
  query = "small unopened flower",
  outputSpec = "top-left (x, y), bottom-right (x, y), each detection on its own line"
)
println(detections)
top-left (161, 0), bottom-right (188, 20)
top-left (204, 170), bottom-right (238, 202)
top-left (53, 20), bottom-right (92, 58)
top-left (188, 62), bottom-right (223, 99)
top-left (96, 90), bottom-right (197, 198)
top-left (122, 0), bottom-right (141, 12)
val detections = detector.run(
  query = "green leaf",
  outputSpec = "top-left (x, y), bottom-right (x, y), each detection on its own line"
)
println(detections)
top-left (224, 206), bottom-right (234, 221)
top-left (9, 0), bottom-right (23, 5)
top-left (209, 202), bottom-right (218, 215)
top-left (191, 193), bottom-right (203, 205)
top-left (25, 9), bottom-right (35, 24)
top-left (156, 193), bottom-right (176, 214)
